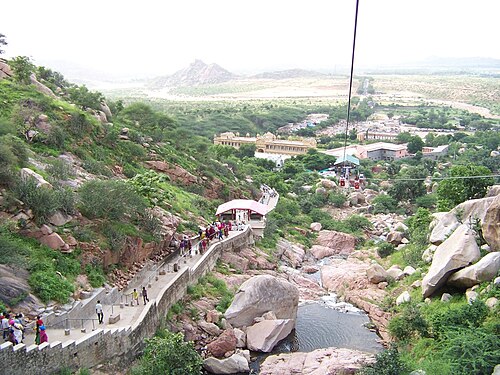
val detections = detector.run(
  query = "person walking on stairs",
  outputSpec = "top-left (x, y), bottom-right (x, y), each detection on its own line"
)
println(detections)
top-left (142, 287), bottom-right (149, 305)
top-left (96, 300), bottom-right (104, 324)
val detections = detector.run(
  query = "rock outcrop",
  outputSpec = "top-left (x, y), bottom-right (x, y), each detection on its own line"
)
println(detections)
top-left (246, 319), bottom-right (295, 352)
top-left (482, 194), bottom-right (500, 251)
top-left (447, 252), bottom-right (500, 288)
top-left (430, 195), bottom-right (497, 245)
top-left (277, 239), bottom-right (305, 268)
top-left (313, 230), bottom-right (356, 258)
top-left (366, 263), bottom-right (388, 284)
top-left (422, 224), bottom-right (481, 297)
top-left (259, 347), bottom-right (375, 375)
top-left (20, 168), bottom-right (52, 188)
top-left (224, 275), bottom-right (299, 328)
top-left (207, 329), bottom-right (237, 358)
top-left (203, 352), bottom-right (250, 374)
top-left (321, 257), bottom-right (391, 340)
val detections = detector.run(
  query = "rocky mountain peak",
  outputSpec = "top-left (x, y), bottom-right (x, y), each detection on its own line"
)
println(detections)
top-left (150, 59), bottom-right (236, 88)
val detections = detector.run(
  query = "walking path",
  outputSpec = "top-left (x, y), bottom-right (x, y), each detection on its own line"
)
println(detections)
top-left (22, 186), bottom-right (279, 347)
top-left (23, 229), bottom-right (244, 345)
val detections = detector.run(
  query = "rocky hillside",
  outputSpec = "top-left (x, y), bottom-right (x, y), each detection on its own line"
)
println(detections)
top-left (0, 59), bottom-right (259, 318)
top-left (149, 59), bottom-right (236, 88)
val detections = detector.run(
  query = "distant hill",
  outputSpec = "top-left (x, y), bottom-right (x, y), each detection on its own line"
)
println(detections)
top-left (251, 68), bottom-right (326, 80)
top-left (417, 56), bottom-right (500, 69)
top-left (149, 59), bottom-right (237, 88)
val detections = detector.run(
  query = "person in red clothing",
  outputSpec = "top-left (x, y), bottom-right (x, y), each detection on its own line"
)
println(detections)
top-left (39, 325), bottom-right (48, 344)
top-left (35, 315), bottom-right (43, 345)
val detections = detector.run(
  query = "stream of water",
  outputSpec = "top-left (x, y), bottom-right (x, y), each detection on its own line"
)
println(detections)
top-left (249, 294), bottom-right (383, 373)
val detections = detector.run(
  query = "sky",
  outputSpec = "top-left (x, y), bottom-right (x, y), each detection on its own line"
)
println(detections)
top-left (2, 0), bottom-right (500, 79)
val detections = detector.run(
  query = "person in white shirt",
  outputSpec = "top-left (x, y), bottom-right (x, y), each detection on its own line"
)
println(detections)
top-left (95, 301), bottom-right (104, 324)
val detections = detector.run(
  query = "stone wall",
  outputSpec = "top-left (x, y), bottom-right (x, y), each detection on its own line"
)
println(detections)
top-left (0, 226), bottom-right (254, 375)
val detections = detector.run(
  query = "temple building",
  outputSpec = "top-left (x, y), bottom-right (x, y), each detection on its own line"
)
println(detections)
top-left (214, 132), bottom-right (317, 156)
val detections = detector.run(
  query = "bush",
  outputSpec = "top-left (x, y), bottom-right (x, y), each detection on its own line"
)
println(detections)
top-left (360, 345), bottom-right (409, 375)
top-left (79, 180), bottom-right (147, 221)
top-left (373, 194), bottom-right (398, 213)
top-left (28, 270), bottom-right (74, 303)
top-left (389, 304), bottom-right (428, 341)
top-left (428, 300), bottom-right (489, 337)
top-left (328, 192), bottom-right (347, 208)
top-left (85, 264), bottom-right (106, 288)
top-left (14, 179), bottom-right (58, 222)
top-left (441, 328), bottom-right (500, 375)
top-left (378, 242), bottom-right (395, 258)
top-left (132, 330), bottom-right (202, 375)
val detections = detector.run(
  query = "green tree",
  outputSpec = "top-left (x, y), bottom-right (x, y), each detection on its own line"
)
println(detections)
top-left (396, 132), bottom-right (413, 144)
top-left (437, 165), bottom-right (494, 210)
top-left (0, 33), bottom-right (7, 54)
top-left (9, 56), bottom-right (35, 84)
top-left (407, 136), bottom-right (424, 154)
top-left (388, 166), bottom-right (427, 203)
top-left (132, 330), bottom-right (202, 375)
top-left (236, 143), bottom-right (256, 158)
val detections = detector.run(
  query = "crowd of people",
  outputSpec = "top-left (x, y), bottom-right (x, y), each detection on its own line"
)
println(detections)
top-left (1, 312), bottom-right (47, 345)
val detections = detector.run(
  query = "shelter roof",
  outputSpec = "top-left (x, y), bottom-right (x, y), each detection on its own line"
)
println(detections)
top-left (334, 154), bottom-right (360, 166)
top-left (216, 199), bottom-right (269, 216)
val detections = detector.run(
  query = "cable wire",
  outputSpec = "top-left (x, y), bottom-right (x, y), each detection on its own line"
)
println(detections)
top-left (341, 0), bottom-right (361, 173)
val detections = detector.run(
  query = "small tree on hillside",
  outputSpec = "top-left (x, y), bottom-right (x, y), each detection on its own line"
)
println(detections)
top-left (437, 165), bottom-right (494, 211)
top-left (132, 330), bottom-right (202, 375)
top-left (10, 56), bottom-right (35, 84)
top-left (0, 33), bottom-right (7, 54)
top-left (407, 136), bottom-right (424, 154)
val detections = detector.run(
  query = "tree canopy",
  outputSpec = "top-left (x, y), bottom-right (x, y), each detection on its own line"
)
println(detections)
top-left (437, 164), bottom-right (494, 211)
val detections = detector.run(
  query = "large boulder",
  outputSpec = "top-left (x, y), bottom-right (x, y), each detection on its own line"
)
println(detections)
top-left (203, 353), bottom-right (249, 374)
top-left (224, 275), bottom-right (299, 328)
top-left (447, 252), bottom-right (500, 288)
top-left (482, 194), bottom-right (500, 251)
top-left (314, 230), bottom-right (356, 258)
top-left (387, 231), bottom-right (404, 245)
top-left (310, 222), bottom-right (322, 232)
top-left (207, 329), bottom-right (237, 358)
top-left (246, 319), bottom-right (295, 352)
top-left (277, 239), bottom-right (305, 268)
top-left (20, 168), bottom-right (52, 189)
top-left (430, 196), bottom-right (497, 245)
top-left (366, 263), bottom-right (388, 284)
top-left (0, 265), bottom-right (41, 311)
top-left (429, 212), bottom-right (459, 245)
top-left (422, 224), bottom-right (481, 297)
top-left (260, 347), bottom-right (375, 375)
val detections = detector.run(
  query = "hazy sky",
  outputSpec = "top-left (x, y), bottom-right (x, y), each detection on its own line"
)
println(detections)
top-left (2, 0), bottom-right (499, 78)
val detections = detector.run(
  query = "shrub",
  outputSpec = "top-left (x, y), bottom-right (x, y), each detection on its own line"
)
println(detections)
top-left (78, 180), bottom-right (147, 221)
top-left (28, 270), bottom-right (74, 303)
top-left (441, 328), bottom-right (500, 375)
top-left (344, 214), bottom-right (372, 232)
top-left (85, 264), bottom-right (106, 288)
top-left (46, 159), bottom-right (73, 181)
top-left (389, 304), bottom-right (429, 341)
top-left (13, 178), bottom-right (75, 224)
top-left (373, 194), bottom-right (398, 214)
top-left (428, 300), bottom-right (489, 337)
top-left (378, 242), bottom-right (395, 258)
top-left (131, 330), bottom-right (202, 375)
top-left (328, 192), bottom-right (347, 207)
top-left (360, 345), bottom-right (408, 375)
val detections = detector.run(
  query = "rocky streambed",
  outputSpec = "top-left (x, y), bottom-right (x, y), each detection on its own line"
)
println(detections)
top-left (167, 229), bottom-right (395, 374)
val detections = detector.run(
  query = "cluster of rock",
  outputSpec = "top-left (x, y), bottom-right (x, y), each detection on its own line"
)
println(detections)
top-left (259, 347), bottom-right (375, 375)
top-left (200, 275), bottom-right (299, 374)
top-left (421, 189), bottom-right (500, 298)
top-left (366, 212), bottom-right (409, 246)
